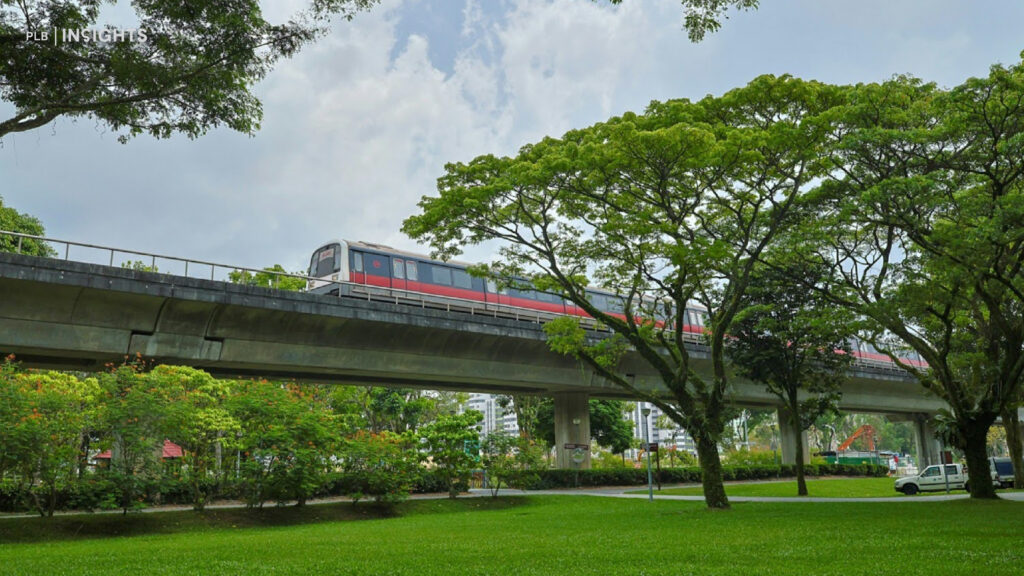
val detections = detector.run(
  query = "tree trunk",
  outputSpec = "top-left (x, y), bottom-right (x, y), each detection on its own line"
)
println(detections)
top-left (1002, 407), bottom-right (1024, 489)
top-left (794, 427), bottom-right (808, 496)
top-left (961, 421), bottom-right (998, 499)
top-left (695, 433), bottom-right (730, 509)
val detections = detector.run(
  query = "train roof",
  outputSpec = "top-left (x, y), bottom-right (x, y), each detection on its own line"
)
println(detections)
top-left (347, 240), bottom-right (478, 268)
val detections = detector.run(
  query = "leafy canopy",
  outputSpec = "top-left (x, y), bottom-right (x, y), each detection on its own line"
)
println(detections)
top-left (0, 1), bottom-right (377, 140)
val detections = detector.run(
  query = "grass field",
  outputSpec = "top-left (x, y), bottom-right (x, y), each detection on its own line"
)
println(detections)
top-left (632, 476), bottom-right (949, 498)
top-left (2, 495), bottom-right (1022, 575)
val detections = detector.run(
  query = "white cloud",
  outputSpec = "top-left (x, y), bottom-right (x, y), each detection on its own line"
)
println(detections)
top-left (2, 0), bottom-right (1024, 271)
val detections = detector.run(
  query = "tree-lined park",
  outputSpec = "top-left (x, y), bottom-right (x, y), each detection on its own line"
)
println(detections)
top-left (3, 1), bottom-right (1024, 574)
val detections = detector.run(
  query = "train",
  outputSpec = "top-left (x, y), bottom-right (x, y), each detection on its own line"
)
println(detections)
top-left (306, 239), bottom-right (926, 368)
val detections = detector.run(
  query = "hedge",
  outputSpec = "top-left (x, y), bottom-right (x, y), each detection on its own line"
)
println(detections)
top-left (0, 464), bottom-right (887, 514)
top-left (521, 463), bottom-right (888, 490)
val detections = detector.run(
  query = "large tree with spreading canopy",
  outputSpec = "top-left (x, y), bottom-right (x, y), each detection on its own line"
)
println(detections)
top-left (404, 75), bottom-right (843, 509)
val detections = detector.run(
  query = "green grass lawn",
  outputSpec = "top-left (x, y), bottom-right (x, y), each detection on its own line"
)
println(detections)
top-left (632, 476), bottom-right (948, 498)
top-left (2, 495), bottom-right (1022, 575)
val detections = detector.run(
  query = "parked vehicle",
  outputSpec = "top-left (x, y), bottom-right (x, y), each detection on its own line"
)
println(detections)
top-left (894, 464), bottom-right (969, 495)
top-left (990, 457), bottom-right (1015, 488)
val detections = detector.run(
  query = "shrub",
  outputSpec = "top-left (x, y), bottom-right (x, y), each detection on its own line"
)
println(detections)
top-left (340, 431), bottom-right (419, 507)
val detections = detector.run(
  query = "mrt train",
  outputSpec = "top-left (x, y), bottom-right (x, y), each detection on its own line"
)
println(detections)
top-left (307, 240), bottom-right (926, 368)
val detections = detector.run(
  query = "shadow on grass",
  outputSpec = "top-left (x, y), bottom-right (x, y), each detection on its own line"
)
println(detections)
top-left (0, 496), bottom-right (532, 545)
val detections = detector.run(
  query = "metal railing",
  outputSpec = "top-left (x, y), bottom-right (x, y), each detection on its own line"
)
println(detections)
top-left (0, 229), bottom-right (614, 330)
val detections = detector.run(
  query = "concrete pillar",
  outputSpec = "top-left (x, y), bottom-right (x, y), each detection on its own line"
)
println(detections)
top-left (914, 416), bottom-right (942, 467)
top-left (778, 407), bottom-right (810, 465)
top-left (554, 392), bottom-right (591, 469)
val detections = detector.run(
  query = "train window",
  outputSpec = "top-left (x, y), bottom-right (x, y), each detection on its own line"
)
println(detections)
top-left (393, 259), bottom-right (405, 280)
top-left (589, 293), bottom-right (607, 310)
top-left (452, 270), bottom-right (472, 290)
top-left (406, 261), bottom-right (418, 281)
top-left (308, 254), bottom-right (317, 276)
top-left (486, 280), bottom-right (497, 293)
top-left (352, 252), bottom-right (363, 273)
top-left (365, 254), bottom-right (389, 276)
top-left (432, 266), bottom-right (452, 286)
top-left (312, 245), bottom-right (339, 277)
top-left (606, 297), bottom-right (624, 314)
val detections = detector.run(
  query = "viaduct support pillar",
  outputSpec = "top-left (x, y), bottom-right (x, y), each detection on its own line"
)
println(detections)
top-left (914, 416), bottom-right (942, 467)
top-left (778, 407), bottom-right (810, 465)
top-left (554, 392), bottom-right (590, 469)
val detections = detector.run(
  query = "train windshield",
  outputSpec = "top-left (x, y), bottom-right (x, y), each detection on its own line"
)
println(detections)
top-left (309, 244), bottom-right (341, 277)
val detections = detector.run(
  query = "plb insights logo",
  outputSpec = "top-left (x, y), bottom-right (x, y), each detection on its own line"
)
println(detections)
top-left (25, 27), bottom-right (148, 46)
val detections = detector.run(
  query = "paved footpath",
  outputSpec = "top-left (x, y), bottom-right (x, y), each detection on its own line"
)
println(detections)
top-left (5, 484), bottom-right (1022, 519)
top-left (494, 485), bottom-right (1024, 503)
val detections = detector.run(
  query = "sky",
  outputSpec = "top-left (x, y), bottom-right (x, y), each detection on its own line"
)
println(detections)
top-left (2, 0), bottom-right (1023, 274)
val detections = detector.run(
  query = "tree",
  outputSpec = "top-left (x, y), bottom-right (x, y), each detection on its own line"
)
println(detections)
top-left (0, 1), bottom-right (377, 140)
top-left (726, 262), bottom-right (853, 495)
top-left (159, 365), bottom-right (239, 511)
top-left (229, 265), bottom-right (306, 291)
top-left (340, 430), bottom-right (419, 508)
top-left (419, 411), bottom-right (483, 499)
top-left (0, 362), bottom-right (101, 516)
top-left (606, 1), bottom-right (759, 42)
top-left (98, 362), bottom-right (173, 514)
top-left (1002, 399), bottom-right (1024, 489)
top-left (794, 61), bottom-right (1024, 498)
top-left (0, 196), bottom-right (54, 256)
top-left (404, 75), bottom-right (843, 509)
top-left (480, 431), bottom-right (546, 497)
top-left (495, 394), bottom-right (545, 442)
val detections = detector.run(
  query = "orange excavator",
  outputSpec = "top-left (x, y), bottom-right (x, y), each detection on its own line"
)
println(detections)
top-left (837, 424), bottom-right (877, 451)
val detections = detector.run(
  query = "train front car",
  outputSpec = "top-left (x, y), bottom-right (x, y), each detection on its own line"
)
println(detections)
top-left (307, 240), bottom-right (348, 294)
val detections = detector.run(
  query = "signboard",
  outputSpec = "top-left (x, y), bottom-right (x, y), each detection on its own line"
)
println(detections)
top-left (646, 442), bottom-right (659, 452)
top-left (563, 443), bottom-right (588, 465)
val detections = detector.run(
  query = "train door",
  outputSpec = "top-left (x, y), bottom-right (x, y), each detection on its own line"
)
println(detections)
top-left (351, 251), bottom-right (366, 284)
top-left (392, 258), bottom-right (407, 291)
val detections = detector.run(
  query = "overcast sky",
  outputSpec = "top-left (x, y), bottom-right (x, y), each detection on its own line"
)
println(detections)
top-left (2, 0), bottom-right (1023, 273)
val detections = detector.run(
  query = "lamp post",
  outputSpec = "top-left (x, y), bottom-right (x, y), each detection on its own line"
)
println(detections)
top-left (641, 406), bottom-right (653, 502)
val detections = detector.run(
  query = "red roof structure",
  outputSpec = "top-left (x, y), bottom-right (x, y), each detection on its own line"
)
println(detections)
top-left (94, 440), bottom-right (183, 460)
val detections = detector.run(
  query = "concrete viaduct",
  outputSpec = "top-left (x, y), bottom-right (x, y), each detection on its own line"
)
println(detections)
top-left (0, 251), bottom-right (953, 468)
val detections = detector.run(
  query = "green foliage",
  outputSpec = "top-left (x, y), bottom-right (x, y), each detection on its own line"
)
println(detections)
top-left (0, 1), bottom-right (379, 140)
top-left (722, 448), bottom-right (779, 467)
top-left (98, 362), bottom-right (180, 514)
top-left (229, 265), bottom-right (306, 291)
top-left (333, 386), bottom-right (467, 434)
top-left (480, 432), bottom-right (547, 497)
top-left (339, 431), bottom-right (419, 508)
top-left (419, 411), bottom-right (483, 499)
top-left (785, 57), bottom-right (1024, 498)
top-left (0, 361), bottom-right (101, 516)
top-left (142, 366), bottom-right (237, 511)
top-left (120, 260), bottom-right (158, 273)
top-left (530, 398), bottom-right (634, 454)
top-left (404, 75), bottom-right (845, 509)
top-left (607, 0), bottom-right (759, 42)
top-left (229, 381), bottom-right (338, 508)
top-left (0, 196), bottom-right (54, 256)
